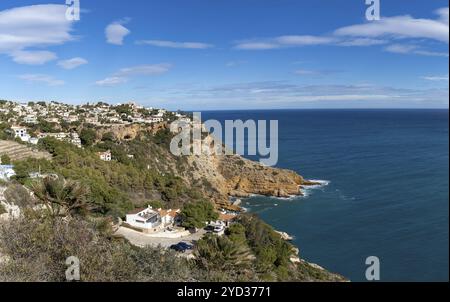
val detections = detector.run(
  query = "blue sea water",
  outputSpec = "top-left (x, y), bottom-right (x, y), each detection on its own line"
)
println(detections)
top-left (201, 109), bottom-right (449, 282)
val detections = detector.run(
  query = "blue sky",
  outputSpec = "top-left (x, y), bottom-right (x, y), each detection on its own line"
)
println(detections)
top-left (0, 0), bottom-right (448, 110)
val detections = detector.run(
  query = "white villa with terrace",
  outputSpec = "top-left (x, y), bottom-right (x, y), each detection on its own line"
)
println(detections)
top-left (125, 206), bottom-right (180, 233)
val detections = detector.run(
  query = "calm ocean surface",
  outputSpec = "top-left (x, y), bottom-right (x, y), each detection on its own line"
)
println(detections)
top-left (201, 109), bottom-right (449, 282)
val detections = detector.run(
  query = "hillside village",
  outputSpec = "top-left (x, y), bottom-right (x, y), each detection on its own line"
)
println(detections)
top-left (0, 99), bottom-right (190, 149)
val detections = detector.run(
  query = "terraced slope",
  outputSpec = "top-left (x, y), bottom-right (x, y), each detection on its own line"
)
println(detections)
top-left (0, 140), bottom-right (51, 162)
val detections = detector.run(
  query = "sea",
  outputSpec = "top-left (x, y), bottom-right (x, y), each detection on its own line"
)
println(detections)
top-left (201, 109), bottom-right (449, 282)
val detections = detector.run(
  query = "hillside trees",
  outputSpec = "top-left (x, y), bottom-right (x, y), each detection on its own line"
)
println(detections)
top-left (180, 200), bottom-right (219, 229)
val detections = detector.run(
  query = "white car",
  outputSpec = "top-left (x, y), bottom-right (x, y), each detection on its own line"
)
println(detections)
top-left (213, 225), bottom-right (225, 233)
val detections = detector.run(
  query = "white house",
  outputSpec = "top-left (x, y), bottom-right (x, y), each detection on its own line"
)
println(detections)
top-left (126, 207), bottom-right (162, 231)
top-left (0, 165), bottom-right (15, 181)
top-left (98, 150), bottom-right (112, 161)
top-left (11, 126), bottom-right (30, 142)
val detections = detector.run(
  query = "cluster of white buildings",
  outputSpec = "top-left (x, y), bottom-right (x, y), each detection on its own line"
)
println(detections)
top-left (0, 101), bottom-right (183, 129)
top-left (9, 126), bottom-right (82, 148)
top-left (1, 100), bottom-right (191, 150)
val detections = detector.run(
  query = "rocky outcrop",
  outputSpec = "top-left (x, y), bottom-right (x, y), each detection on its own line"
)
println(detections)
top-left (183, 145), bottom-right (319, 209)
top-left (218, 155), bottom-right (308, 198)
top-left (96, 123), bottom-right (167, 141)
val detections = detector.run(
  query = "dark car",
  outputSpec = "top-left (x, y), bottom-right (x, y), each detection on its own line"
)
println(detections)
top-left (170, 242), bottom-right (193, 253)
top-left (178, 242), bottom-right (194, 250)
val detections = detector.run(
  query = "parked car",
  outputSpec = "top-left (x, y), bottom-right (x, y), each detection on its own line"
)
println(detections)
top-left (213, 225), bottom-right (225, 233)
top-left (170, 242), bottom-right (194, 253)
top-left (178, 242), bottom-right (194, 250)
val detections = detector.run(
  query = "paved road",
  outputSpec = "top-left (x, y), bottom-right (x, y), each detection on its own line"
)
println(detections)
top-left (115, 226), bottom-right (207, 249)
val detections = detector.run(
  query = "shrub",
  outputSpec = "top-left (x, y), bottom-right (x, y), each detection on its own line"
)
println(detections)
top-left (0, 154), bottom-right (11, 165)
top-left (180, 200), bottom-right (219, 229)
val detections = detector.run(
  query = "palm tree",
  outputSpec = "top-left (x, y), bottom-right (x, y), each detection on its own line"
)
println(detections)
top-left (196, 234), bottom-right (255, 271)
top-left (31, 176), bottom-right (90, 218)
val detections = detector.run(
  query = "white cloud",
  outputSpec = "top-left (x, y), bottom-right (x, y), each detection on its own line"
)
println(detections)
top-left (436, 7), bottom-right (449, 25)
top-left (234, 42), bottom-right (280, 50)
top-left (338, 38), bottom-right (387, 47)
top-left (96, 64), bottom-right (172, 86)
top-left (413, 50), bottom-right (449, 57)
top-left (384, 44), bottom-right (418, 54)
top-left (421, 74), bottom-right (449, 81)
top-left (19, 74), bottom-right (64, 86)
top-left (57, 57), bottom-right (88, 70)
top-left (10, 50), bottom-right (57, 65)
top-left (114, 63), bottom-right (172, 77)
top-left (95, 77), bottom-right (128, 87)
top-left (0, 4), bottom-right (75, 64)
top-left (234, 7), bottom-right (449, 57)
top-left (384, 44), bottom-right (449, 57)
top-left (275, 35), bottom-right (336, 46)
top-left (294, 69), bottom-right (321, 76)
top-left (226, 60), bottom-right (247, 67)
top-left (137, 40), bottom-right (213, 49)
top-left (335, 9), bottom-right (449, 44)
top-left (105, 21), bottom-right (130, 45)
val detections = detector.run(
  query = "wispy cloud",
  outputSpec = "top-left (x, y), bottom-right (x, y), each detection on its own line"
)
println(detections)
top-left (114, 63), bottom-right (172, 77)
top-left (95, 77), bottom-right (127, 87)
top-left (105, 20), bottom-right (130, 45)
top-left (19, 74), bottom-right (64, 86)
top-left (136, 40), bottom-right (213, 49)
top-left (235, 36), bottom-right (335, 50)
top-left (384, 44), bottom-right (449, 57)
top-left (421, 74), bottom-right (449, 81)
top-left (226, 60), bottom-right (247, 67)
top-left (10, 50), bottom-right (57, 65)
top-left (0, 4), bottom-right (75, 65)
top-left (233, 7), bottom-right (449, 57)
top-left (335, 8), bottom-right (449, 44)
top-left (294, 69), bottom-right (340, 76)
top-left (58, 57), bottom-right (88, 70)
top-left (234, 42), bottom-right (280, 50)
top-left (162, 81), bottom-right (449, 109)
top-left (96, 63), bottom-right (172, 86)
top-left (337, 38), bottom-right (387, 47)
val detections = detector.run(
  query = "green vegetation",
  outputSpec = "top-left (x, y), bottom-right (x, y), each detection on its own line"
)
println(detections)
top-left (0, 122), bottom-right (12, 140)
top-left (180, 200), bottom-right (219, 229)
top-left (31, 177), bottom-right (90, 218)
top-left (79, 128), bottom-right (97, 147)
top-left (1, 154), bottom-right (11, 165)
